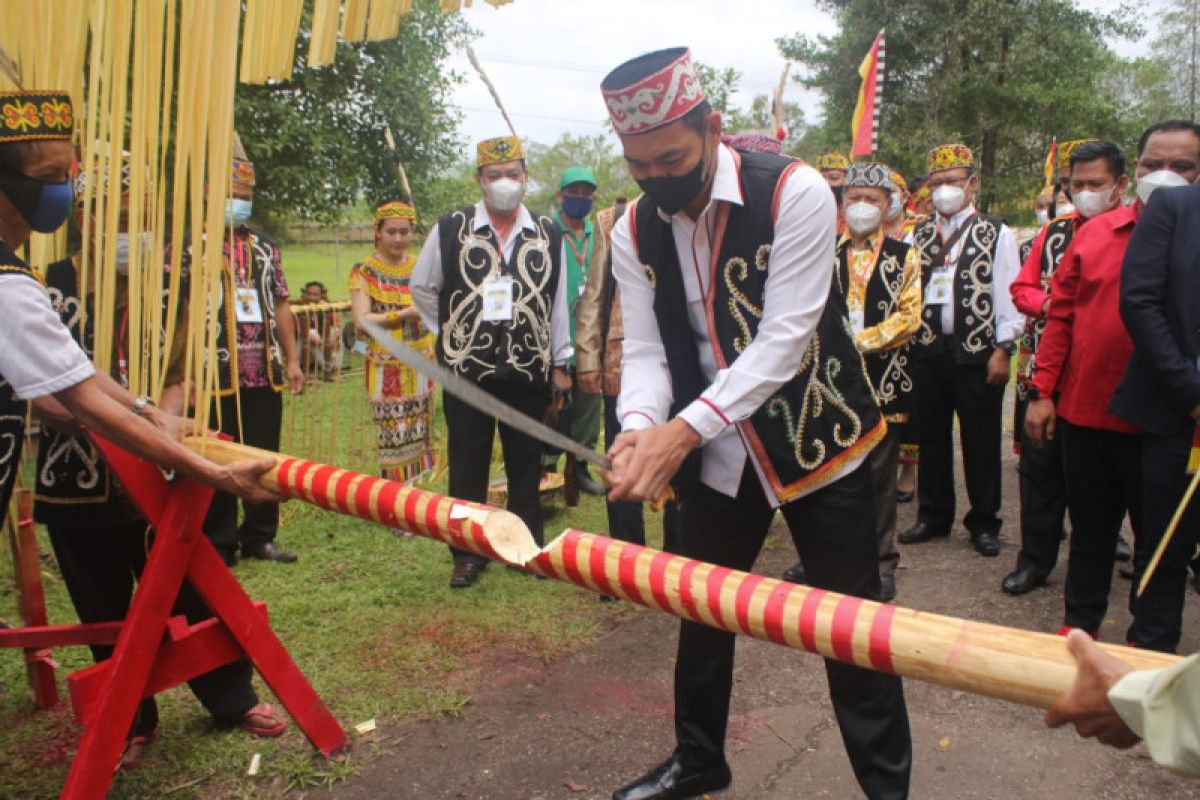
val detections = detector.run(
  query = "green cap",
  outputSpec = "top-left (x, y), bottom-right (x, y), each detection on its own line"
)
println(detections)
top-left (559, 166), bottom-right (597, 190)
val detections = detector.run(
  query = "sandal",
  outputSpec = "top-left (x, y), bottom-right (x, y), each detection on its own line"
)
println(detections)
top-left (240, 702), bottom-right (288, 738)
top-left (119, 731), bottom-right (157, 771)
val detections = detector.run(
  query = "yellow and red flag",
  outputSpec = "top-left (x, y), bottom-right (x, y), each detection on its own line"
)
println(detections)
top-left (851, 30), bottom-right (885, 158)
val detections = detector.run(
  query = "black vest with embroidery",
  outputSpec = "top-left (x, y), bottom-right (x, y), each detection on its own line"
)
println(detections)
top-left (33, 259), bottom-right (111, 521)
top-left (633, 151), bottom-right (884, 504)
top-left (911, 213), bottom-right (1004, 364)
top-left (208, 228), bottom-right (287, 395)
top-left (836, 237), bottom-right (915, 419)
top-left (0, 244), bottom-right (38, 516)
top-left (1014, 215), bottom-right (1076, 400)
top-left (436, 206), bottom-right (563, 387)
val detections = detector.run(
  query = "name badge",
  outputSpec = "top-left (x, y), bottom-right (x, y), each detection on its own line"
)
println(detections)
top-left (482, 275), bottom-right (515, 322)
top-left (848, 308), bottom-right (865, 334)
top-left (234, 287), bottom-right (264, 323)
top-left (926, 267), bottom-right (953, 306)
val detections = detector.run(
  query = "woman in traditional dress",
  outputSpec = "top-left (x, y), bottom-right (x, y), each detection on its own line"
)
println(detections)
top-left (349, 201), bottom-right (436, 513)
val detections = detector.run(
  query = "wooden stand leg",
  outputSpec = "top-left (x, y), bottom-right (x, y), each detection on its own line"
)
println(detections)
top-left (7, 489), bottom-right (58, 710)
top-left (59, 479), bottom-right (211, 799)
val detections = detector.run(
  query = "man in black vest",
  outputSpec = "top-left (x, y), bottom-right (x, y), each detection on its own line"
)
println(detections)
top-left (600, 48), bottom-right (911, 800)
top-left (196, 152), bottom-right (305, 566)
top-left (899, 143), bottom-right (1024, 557)
top-left (35, 155), bottom-right (286, 767)
top-left (835, 161), bottom-right (922, 603)
top-left (411, 135), bottom-right (573, 589)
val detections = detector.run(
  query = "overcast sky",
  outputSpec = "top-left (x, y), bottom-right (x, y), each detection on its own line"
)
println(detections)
top-left (445, 0), bottom-right (835, 152)
top-left (445, 0), bottom-right (1153, 155)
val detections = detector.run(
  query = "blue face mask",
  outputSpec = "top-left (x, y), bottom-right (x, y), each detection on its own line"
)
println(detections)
top-left (561, 195), bottom-right (594, 220)
top-left (0, 171), bottom-right (74, 233)
top-left (226, 198), bottom-right (253, 228)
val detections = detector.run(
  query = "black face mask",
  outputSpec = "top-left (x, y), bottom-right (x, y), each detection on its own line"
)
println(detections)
top-left (636, 140), bottom-right (710, 216)
top-left (830, 184), bottom-right (844, 206)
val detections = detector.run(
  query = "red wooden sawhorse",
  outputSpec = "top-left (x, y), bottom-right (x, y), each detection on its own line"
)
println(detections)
top-left (0, 434), bottom-right (348, 798)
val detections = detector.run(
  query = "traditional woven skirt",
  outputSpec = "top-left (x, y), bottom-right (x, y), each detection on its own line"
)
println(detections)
top-left (366, 355), bottom-right (436, 482)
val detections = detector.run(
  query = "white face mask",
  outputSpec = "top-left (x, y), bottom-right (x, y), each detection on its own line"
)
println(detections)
top-left (1035, 209), bottom-right (1051, 226)
top-left (845, 202), bottom-right (884, 235)
top-left (114, 231), bottom-right (153, 276)
top-left (483, 177), bottom-right (526, 213)
top-left (1072, 186), bottom-right (1118, 219)
top-left (931, 184), bottom-right (966, 216)
top-left (1055, 201), bottom-right (1076, 217)
top-left (887, 191), bottom-right (904, 220)
top-left (1135, 169), bottom-right (1189, 205)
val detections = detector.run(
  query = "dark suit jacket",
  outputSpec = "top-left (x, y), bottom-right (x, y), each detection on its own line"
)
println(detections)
top-left (1109, 185), bottom-right (1200, 437)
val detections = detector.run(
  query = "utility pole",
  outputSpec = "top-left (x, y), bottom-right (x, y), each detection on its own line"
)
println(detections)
top-left (1191, 0), bottom-right (1198, 120)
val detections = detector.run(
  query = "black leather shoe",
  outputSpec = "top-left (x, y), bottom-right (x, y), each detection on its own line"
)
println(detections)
top-left (450, 562), bottom-right (485, 588)
top-left (971, 531), bottom-right (1001, 557)
top-left (242, 542), bottom-right (297, 563)
top-left (1115, 536), bottom-right (1132, 562)
top-left (896, 490), bottom-right (915, 504)
top-left (782, 561), bottom-right (806, 584)
top-left (612, 754), bottom-right (731, 800)
top-left (217, 548), bottom-right (238, 567)
top-left (577, 471), bottom-right (606, 496)
top-left (898, 522), bottom-right (949, 544)
top-left (879, 572), bottom-right (897, 603)
top-left (1001, 565), bottom-right (1046, 595)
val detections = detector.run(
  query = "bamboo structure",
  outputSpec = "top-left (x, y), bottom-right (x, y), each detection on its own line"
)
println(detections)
top-left (186, 436), bottom-right (1182, 711)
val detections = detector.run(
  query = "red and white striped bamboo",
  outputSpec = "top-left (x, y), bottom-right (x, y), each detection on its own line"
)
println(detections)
top-left (185, 436), bottom-right (1181, 710)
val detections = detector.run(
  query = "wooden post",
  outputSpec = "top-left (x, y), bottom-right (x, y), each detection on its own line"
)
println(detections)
top-left (7, 488), bottom-right (58, 710)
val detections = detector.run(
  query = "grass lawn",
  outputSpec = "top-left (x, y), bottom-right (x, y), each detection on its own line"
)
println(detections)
top-left (281, 241), bottom-right (372, 300)
top-left (0, 356), bottom-right (656, 798)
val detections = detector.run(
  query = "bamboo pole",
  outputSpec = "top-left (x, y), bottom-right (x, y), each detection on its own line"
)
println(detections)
top-left (183, 437), bottom-right (1182, 710)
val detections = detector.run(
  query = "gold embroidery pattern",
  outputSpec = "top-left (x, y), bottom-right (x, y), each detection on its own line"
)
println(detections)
top-left (724, 256), bottom-right (762, 353)
top-left (643, 264), bottom-right (656, 288)
top-left (914, 220), bottom-right (940, 347)
top-left (764, 331), bottom-right (864, 470)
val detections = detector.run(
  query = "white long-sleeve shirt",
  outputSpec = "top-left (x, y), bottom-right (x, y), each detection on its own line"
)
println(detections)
top-left (411, 199), bottom-right (572, 366)
top-left (1109, 653), bottom-right (1200, 774)
top-left (611, 145), bottom-right (865, 506)
top-left (933, 204), bottom-right (1024, 344)
top-left (0, 274), bottom-right (94, 399)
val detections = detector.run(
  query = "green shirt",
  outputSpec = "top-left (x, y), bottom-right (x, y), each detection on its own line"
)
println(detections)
top-left (555, 210), bottom-right (594, 351)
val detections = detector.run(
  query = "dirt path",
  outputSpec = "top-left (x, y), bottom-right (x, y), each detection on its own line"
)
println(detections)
top-left (334, 431), bottom-right (1200, 800)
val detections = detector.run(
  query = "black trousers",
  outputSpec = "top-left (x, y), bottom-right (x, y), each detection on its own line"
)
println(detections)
top-left (600, 394), bottom-right (683, 553)
top-left (1129, 429), bottom-right (1200, 651)
top-left (1059, 421), bottom-right (1143, 633)
top-left (870, 426), bottom-right (901, 575)
top-left (204, 386), bottom-right (283, 557)
top-left (674, 464), bottom-right (911, 799)
top-left (1015, 398), bottom-right (1068, 576)
top-left (46, 503), bottom-right (257, 737)
top-left (444, 378), bottom-right (548, 566)
top-left (913, 342), bottom-right (1005, 537)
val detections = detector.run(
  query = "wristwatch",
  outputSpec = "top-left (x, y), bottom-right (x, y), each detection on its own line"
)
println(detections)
top-left (1026, 385), bottom-right (1041, 401)
top-left (998, 340), bottom-right (1016, 355)
top-left (131, 394), bottom-right (154, 417)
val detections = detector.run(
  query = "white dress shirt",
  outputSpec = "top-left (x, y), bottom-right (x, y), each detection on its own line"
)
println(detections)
top-left (612, 145), bottom-right (866, 506)
top-left (933, 204), bottom-right (1024, 344)
top-left (411, 199), bottom-right (572, 366)
top-left (0, 274), bottom-right (94, 399)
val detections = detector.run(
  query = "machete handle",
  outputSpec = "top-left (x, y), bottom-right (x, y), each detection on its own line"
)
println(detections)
top-left (649, 486), bottom-right (676, 513)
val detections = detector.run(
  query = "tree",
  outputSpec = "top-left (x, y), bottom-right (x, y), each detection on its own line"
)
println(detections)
top-left (235, 0), bottom-right (471, 225)
top-left (781, 0), bottom-right (1143, 218)
top-left (522, 133), bottom-right (640, 218)
top-left (1148, 0), bottom-right (1199, 121)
